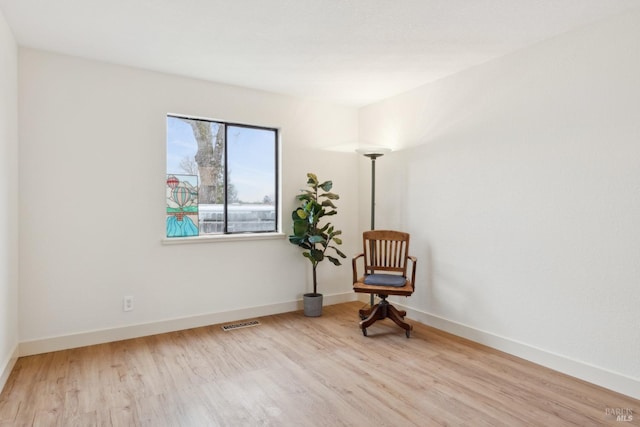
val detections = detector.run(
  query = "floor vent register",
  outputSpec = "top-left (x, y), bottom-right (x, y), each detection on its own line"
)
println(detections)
top-left (221, 320), bottom-right (261, 331)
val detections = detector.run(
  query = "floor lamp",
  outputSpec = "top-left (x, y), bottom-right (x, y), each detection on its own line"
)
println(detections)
top-left (356, 147), bottom-right (391, 306)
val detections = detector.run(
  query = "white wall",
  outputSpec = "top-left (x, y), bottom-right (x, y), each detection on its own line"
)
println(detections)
top-left (359, 10), bottom-right (640, 398)
top-left (18, 49), bottom-right (359, 351)
top-left (0, 9), bottom-right (19, 388)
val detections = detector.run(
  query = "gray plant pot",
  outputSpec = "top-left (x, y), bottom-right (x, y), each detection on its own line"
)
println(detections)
top-left (303, 293), bottom-right (323, 317)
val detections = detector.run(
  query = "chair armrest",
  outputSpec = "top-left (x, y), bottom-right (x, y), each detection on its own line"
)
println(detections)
top-left (408, 255), bottom-right (417, 291)
top-left (352, 253), bottom-right (364, 283)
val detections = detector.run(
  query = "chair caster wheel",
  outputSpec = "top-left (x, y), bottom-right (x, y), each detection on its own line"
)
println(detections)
top-left (362, 328), bottom-right (367, 337)
top-left (405, 330), bottom-right (410, 338)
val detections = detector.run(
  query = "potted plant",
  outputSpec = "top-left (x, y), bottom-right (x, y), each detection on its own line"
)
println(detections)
top-left (289, 173), bottom-right (347, 316)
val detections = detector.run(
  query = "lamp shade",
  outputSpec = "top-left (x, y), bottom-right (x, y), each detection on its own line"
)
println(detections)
top-left (355, 147), bottom-right (392, 157)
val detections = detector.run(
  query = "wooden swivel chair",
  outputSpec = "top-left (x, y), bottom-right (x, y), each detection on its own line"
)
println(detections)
top-left (352, 230), bottom-right (417, 337)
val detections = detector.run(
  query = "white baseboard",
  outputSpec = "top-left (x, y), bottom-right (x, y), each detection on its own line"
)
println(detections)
top-left (0, 344), bottom-right (19, 393)
top-left (395, 301), bottom-right (640, 400)
top-left (19, 292), bottom-right (357, 357)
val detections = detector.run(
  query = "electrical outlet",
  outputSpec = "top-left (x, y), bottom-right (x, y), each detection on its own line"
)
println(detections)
top-left (123, 296), bottom-right (134, 312)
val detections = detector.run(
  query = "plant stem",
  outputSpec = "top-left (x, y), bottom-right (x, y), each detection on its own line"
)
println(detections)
top-left (312, 263), bottom-right (318, 295)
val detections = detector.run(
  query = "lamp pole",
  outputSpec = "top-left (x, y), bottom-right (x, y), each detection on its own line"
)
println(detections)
top-left (364, 153), bottom-right (383, 230)
top-left (357, 148), bottom-right (390, 307)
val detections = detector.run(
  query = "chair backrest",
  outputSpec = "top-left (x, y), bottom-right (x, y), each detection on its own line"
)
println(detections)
top-left (362, 230), bottom-right (410, 276)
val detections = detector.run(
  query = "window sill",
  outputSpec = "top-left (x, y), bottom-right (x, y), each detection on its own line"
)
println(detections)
top-left (161, 232), bottom-right (286, 245)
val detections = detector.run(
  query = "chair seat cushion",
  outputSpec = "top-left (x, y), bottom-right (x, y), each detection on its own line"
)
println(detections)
top-left (364, 274), bottom-right (406, 287)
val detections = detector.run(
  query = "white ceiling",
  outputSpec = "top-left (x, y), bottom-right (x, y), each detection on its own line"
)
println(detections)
top-left (1, 0), bottom-right (638, 106)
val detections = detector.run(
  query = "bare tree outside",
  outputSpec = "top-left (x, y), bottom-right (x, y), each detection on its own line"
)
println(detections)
top-left (179, 119), bottom-right (240, 204)
top-left (185, 120), bottom-right (224, 203)
top-left (179, 156), bottom-right (198, 175)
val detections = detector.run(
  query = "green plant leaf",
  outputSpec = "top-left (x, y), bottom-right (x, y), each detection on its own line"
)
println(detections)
top-left (330, 246), bottom-right (347, 258)
top-left (319, 180), bottom-right (333, 192)
top-left (293, 220), bottom-right (308, 236)
top-left (295, 209), bottom-right (307, 219)
top-left (309, 235), bottom-right (326, 244)
top-left (311, 203), bottom-right (323, 214)
top-left (302, 252), bottom-right (316, 264)
top-left (319, 192), bottom-right (339, 200)
top-left (321, 199), bottom-right (337, 208)
top-left (333, 237), bottom-right (342, 245)
top-left (288, 236), bottom-right (303, 245)
top-left (290, 239), bottom-right (312, 250)
top-left (306, 173), bottom-right (318, 186)
top-left (310, 249), bottom-right (324, 262)
top-left (296, 193), bottom-right (312, 203)
top-left (326, 256), bottom-right (342, 266)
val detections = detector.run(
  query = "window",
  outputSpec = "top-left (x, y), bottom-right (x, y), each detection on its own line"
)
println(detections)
top-left (166, 115), bottom-right (278, 238)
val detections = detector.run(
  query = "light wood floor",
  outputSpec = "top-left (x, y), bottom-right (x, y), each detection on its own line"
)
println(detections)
top-left (0, 302), bottom-right (637, 426)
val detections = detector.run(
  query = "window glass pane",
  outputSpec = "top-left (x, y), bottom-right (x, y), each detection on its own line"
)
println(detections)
top-left (227, 125), bottom-right (277, 233)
